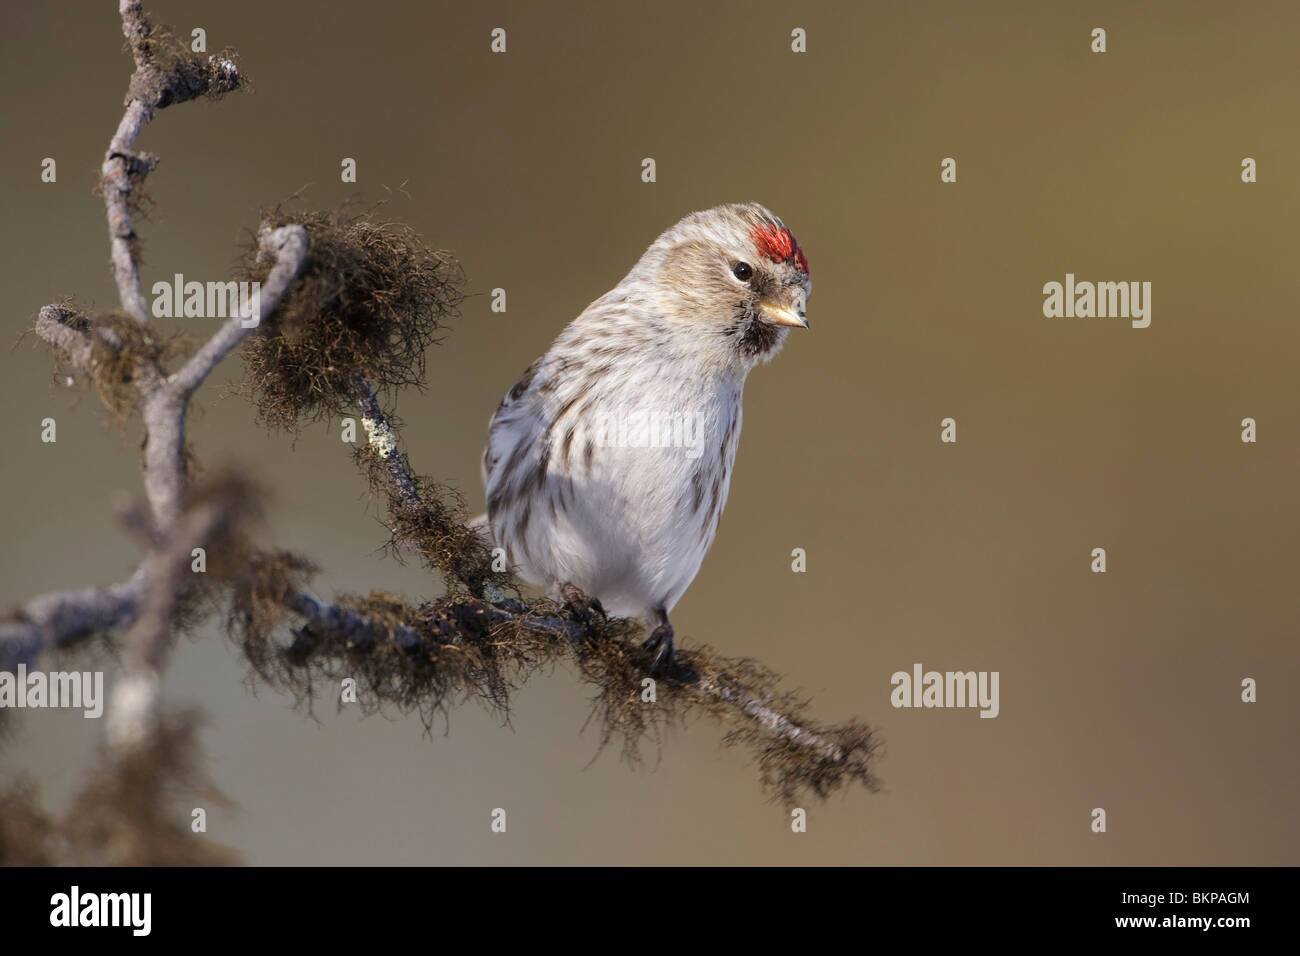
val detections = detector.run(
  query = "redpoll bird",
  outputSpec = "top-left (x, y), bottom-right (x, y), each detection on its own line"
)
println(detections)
top-left (479, 203), bottom-right (810, 671)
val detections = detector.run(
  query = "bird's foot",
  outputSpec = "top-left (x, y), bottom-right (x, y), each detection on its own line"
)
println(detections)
top-left (560, 582), bottom-right (606, 625)
top-left (641, 622), bottom-right (675, 675)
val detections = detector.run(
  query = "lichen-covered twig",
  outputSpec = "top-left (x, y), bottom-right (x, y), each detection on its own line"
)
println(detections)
top-left (354, 377), bottom-right (419, 503)
top-left (6, 2), bottom-right (291, 729)
top-left (31, 224), bottom-right (306, 533)
top-left (109, 474), bottom-right (259, 748)
top-left (141, 223), bottom-right (307, 530)
top-left (170, 225), bottom-right (309, 399)
top-left (104, 0), bottom-right (241, 323)
top-left (228, 572), bottom-right (880, 801)
top-left (0, 572), bottom-right (146, 672)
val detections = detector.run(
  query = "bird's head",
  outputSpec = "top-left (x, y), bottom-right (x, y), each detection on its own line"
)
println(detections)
top-left (635, 203), bottom-right (811, 371)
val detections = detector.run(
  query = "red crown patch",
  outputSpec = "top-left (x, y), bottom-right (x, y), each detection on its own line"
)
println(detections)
top-left (751, 223), bottom-right (809, 275)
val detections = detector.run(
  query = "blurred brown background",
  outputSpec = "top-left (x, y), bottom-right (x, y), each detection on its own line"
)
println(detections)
top-left (2, 0), bottom-right (1297, 864)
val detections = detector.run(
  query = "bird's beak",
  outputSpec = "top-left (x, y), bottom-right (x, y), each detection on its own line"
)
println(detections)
top-left (759, 297), bottom-right (809, 329)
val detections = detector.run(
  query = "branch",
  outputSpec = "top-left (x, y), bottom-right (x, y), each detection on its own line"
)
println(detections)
top-left (353, 377), bottom-right (421, 504)
top-left (0, 571), bottom-right (146, 672)
top-left (169, 224), bottom-right (309, 397)
top-left (140, 224), bottom-right (307, 530)
top-left (102, 99), bottom-right (156, 323)
top-left (109, 479), bottom-right (251, 748)
top-left (254, 583), bottom-right (878, 799)
top-left (31, 227), bottom-right (308, 533)
top-left (8, 4), bottom-right (269, 701)
top-left (698, 674), bottom-right (851, 764)
top-left (103, 0), bottom-right (243, 324)
top-left (285, 589), bottom-right (430, 652)
top-left (34, 304), bottom-right (97, 369)
top-left (103, 0), bottom-right (165, 324)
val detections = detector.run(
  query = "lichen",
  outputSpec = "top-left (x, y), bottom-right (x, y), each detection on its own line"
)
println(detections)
top-left (238, 208), bottom-right (465, 432)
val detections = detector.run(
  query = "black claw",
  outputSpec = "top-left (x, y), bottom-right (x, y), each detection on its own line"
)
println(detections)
top-left (641, 623), bottom-right (675, 674)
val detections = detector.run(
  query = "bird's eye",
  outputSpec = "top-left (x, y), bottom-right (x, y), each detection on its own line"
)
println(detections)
top-left (732, 261), bottom-right (754, 282)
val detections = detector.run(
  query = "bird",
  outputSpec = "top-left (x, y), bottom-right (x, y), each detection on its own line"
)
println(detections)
top-left (478, 202), bottom-right (810, 672)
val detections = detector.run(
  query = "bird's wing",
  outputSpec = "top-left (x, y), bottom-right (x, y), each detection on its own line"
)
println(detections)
top-left (481, 356), bottom-right (542, 485)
